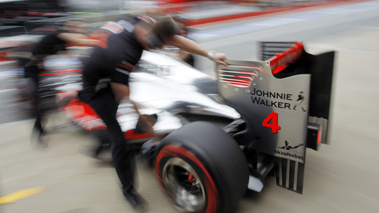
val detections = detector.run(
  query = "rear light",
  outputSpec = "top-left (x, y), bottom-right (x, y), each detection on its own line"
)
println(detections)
top-left (317, 128), bottom-right (322, 145)
top-left (307, 123), bottom-right (321, 151)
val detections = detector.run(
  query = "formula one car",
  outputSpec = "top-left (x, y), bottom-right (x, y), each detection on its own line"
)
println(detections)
top-left (39, 41), bottom-right (335, 213)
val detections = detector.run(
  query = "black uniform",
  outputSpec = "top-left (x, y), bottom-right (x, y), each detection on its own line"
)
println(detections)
top-left (25, 29), bottom-right (67, 136)
top-left (31, 29), bottom-right (67, 56)
top-left (79, 16), bottom-right (147, 194)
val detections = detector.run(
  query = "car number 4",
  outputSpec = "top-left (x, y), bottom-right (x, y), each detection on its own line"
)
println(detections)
top-left (262, 112), bottom-right (281, 133)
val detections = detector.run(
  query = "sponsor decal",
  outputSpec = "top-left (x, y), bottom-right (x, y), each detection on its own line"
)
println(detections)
top-left (274, 141), bottom-right (304, 161)
top-left (138, 63), bottom-right (171, 76)
top-left (250, 88), bottom-right (306, 111)
top-left (101, 22), bottom-right (123, 34)
top-left (293, 91), bottom-right (306, 111)
top-left (278, 140), bottom-right (303, 150)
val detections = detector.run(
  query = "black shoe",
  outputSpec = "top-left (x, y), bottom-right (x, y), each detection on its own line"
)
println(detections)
top-left (78, 146), bottom-right (99, 159)
top-left (31, 131), bottom-right (48, 148)
top-left (123, 190), bottom-right (148, 211)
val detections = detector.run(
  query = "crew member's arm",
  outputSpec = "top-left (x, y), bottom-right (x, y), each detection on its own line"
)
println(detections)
top-left (177, 49), bottom-right (191, 62)
top-left (166, 35), bottom-right (228, 66)
top-left (57, 33), bottom-right (98, 46)
top-left (110, 82), bottom-right (155, 136)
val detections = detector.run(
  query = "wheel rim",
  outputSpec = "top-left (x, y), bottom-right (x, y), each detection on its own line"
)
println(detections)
top-left (162, 157), bottom-right (206, 212)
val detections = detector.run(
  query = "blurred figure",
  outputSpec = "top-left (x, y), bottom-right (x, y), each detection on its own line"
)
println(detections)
top-left (6, 41), bottom-right (33, 69)
top-left (24, 18), bottom-right (97, 147)
top-left (78, 14), bottom-right (227, 211)
top-left (172, 15), bottom-right (195, 67)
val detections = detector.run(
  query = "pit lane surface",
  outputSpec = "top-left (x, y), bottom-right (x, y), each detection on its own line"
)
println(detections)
top-left (1, 1), bottom-right (379, 213)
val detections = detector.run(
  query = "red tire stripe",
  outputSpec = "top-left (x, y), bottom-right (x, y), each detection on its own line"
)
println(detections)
top-left (155, 144), bottom-right (219, 213)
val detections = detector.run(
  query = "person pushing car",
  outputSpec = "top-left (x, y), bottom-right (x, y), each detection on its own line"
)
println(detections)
top-left (78, 14), bottom-right (228, 211)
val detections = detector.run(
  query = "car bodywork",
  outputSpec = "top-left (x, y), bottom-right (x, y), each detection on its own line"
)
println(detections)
top-left (2, 37), bottom-right (335, 211)
top-left (55, 42), bottom-right (334, 195)
top-left (57, 50), bottom-right (240, 134)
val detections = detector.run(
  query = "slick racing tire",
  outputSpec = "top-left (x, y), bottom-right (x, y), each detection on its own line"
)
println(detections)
top-left (154, 121), bottom-right (249, 213)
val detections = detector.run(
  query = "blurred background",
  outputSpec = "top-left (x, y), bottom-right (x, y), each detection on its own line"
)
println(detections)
top-left (1, 0), bottom-right (379, 212)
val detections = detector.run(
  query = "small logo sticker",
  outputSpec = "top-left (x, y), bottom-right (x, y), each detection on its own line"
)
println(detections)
top-left (278, 140), bottom-right (303, 150)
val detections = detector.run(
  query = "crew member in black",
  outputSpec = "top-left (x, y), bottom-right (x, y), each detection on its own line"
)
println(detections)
top-left (79, 14), bottom-right (228, 211)
top-left (25, 19), bottom-right (96, 146)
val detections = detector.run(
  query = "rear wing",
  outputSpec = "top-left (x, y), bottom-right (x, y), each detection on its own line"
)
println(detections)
top-left (217, 42), bottom-right (335, 194)
top-left (261, 41), bottom-right (335, 146)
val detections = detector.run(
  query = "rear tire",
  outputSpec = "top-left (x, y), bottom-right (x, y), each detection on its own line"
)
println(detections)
top-left (154, 121), bottom-right (249, 213)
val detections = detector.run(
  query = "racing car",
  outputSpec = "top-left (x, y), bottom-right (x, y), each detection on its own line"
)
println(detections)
top-left (36, 41), bottom-right (335, 213)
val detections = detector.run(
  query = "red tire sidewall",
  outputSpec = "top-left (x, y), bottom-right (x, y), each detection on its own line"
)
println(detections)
top-left (155, 144), bottom-right (219, 213)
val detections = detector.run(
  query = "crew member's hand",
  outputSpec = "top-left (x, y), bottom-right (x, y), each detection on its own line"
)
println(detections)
top-left (152, 132), bottom-right (166, 143)
top-left (139, 115), bottom-right (155, 136)
top-left (210, 52), bottom-right (228, 66)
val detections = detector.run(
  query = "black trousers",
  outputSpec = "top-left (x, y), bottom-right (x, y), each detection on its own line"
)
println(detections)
top-left (79, 87), bottom-right (136, 193)
top-left (24, 64), bottom-right (45, 135)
